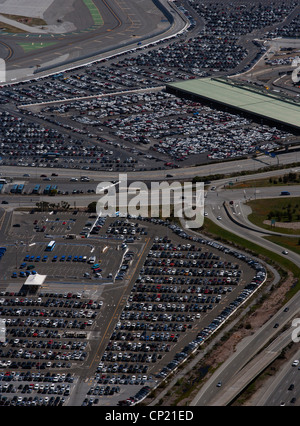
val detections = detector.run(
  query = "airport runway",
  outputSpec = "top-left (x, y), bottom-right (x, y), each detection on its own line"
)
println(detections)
top-left (0, 0), bottom-right (188, 82)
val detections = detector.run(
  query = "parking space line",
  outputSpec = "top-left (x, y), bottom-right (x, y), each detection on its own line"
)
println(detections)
top-left (89, 237), bottom-right (152, 370)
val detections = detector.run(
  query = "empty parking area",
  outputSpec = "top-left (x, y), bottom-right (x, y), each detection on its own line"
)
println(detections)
top-left (4, 211), bottom-right (133, 283)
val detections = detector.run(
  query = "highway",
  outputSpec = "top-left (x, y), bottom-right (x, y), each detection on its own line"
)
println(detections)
top-left (191, 301), bottom-right (300, 406)
top-left (1, 151), bottom-right (300, 181)
top-left (1, 162), bottom-right (300, 406)
top-left (256, 349), bottom-right (300, 406)
top-left (190, 183), bottom-right (300, 406)
top-left (0, 0), bottom-right (300, 407)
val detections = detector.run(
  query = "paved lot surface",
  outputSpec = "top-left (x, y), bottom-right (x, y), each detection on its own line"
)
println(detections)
top-left (0, 0), bottom-right (299, 407)
top-left (0, 207), bottom-right (266, 406)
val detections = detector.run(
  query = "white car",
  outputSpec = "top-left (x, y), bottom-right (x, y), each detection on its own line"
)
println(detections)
top-left (292, 360), bottom-right (299, 367)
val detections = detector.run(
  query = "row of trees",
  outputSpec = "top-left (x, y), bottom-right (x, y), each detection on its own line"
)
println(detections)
top-left (35, 201), bottom-right (71, 212)
top-left (267, 204), bottom-right (300, 223)
top-left (35, 201), bottom-right (97, 213)
top-left (269, 172), bottom-right (300, 185)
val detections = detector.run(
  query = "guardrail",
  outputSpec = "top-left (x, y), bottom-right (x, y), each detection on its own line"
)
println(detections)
top-left (223, 201), bottom-right (276, 236)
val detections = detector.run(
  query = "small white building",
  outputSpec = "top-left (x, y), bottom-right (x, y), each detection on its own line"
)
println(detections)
top-left (23, 274), bottom-right (47, 294)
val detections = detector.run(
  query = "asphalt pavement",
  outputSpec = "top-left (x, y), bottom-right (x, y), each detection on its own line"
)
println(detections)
top-left (2, 0), bottom-right (189, 82)
top-left (256, 349), bottom-right (300, 406)
top-left (189, 183), bottom-right (300, 406)
top-left (1, 151), bottom-right (300, 182)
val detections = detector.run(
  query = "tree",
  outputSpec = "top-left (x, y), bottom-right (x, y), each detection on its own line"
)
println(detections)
top-left (36, 201), bottom-right (49, 211)
top-left (87, 202), bottom-right (97, 213)
top-left (60, 201), bottom-right (70, 211)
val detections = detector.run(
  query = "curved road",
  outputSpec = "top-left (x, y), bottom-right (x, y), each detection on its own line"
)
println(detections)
top-left (1, 165), bottom-right (300, 406)
top-left (191, 184), bottom-right (300, 406)
top-left (1, 0), bottom-right (189, 82)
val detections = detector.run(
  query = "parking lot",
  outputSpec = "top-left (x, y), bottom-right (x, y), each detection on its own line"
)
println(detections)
top-left (0, 1), bottom-right (297, 175)
top-left (0, 211), bottom-right (267, 406)
top-left (0, 289), bottom-right (104, 406)
top-left (3, 210), bottom-right (129, 284)
top-left (37, 90), bottom-right (291, 164)
top-left (1, 0), bottom-right (293, 406)
top-left (79, 219), bottom-right (267, 406)
top-left (94, 229), bottom-right (259, 379)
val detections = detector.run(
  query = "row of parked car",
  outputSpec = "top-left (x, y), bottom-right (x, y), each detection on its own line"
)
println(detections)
top-left (0, 0), bottom-right (297, 181)
top-left (37, 90), bottom-right (288, 164)
top-left (0, 371), bottom-right (75, 406)
top-left (0, 290), bottom-right (106, 405)
top-left (92, 216), bottom-right (267, 398)
top-left (0, 291), bottom-right (103, 374)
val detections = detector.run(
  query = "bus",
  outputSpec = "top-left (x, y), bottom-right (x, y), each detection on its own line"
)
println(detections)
top-left (11, 184), bottom-right (18, 194)
top-left (17, 184), bottom-right (25, 194)
top-left (32, 185), bottom-right (41, 194)
top-left (45, 241), bottom-right (56, 252)
top-left (43, 185), bottom-right (51, 195)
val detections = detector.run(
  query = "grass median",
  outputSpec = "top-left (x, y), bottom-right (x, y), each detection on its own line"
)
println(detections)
top-left (265, 235), bottom-right (300, 257)
top-left (201, 219), bottom-right (300, 301)
top-left (247, 197), bottom-right (300, 235)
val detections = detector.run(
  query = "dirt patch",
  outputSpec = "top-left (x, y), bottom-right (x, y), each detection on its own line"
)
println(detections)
top-left (263, 220), bottom-right (300, 230)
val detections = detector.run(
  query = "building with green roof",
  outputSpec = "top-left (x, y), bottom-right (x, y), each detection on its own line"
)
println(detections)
top-left (166, 78), bottom-right (300, 134)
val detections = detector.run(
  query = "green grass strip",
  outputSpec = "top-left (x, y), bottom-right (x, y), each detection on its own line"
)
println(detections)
top-left (247, 197), bottom-right (300, 235)
top-left (17, 41), bottom-right (56, 53)
top-left (202, 219), bottom-right (300, 300)
top-left (82, 0), bottom-right (104, 26)
top-left (265, 235), bottom-right (300, 256)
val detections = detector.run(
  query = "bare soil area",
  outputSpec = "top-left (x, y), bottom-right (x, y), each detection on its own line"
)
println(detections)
top-left (263, 220), bottom-right (300, 230)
